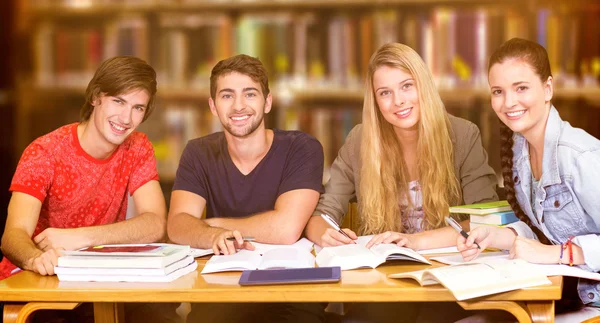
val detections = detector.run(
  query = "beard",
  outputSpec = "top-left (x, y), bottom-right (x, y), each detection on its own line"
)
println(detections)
top-left (223, 113), bottom-right (264, 138)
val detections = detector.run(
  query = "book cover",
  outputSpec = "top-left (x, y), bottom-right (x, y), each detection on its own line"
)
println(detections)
top-left (449, 201), bottom-right (511, 215)
top-left (58, 244), bottom-right (191, 269)
top-left (62, 244), bottom-right (190, 257)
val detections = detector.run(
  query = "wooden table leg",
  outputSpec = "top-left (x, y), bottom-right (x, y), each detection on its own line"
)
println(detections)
top-left (458, 300), bottom-right (533, 323)
top-left (93, 303), bottom-right (124, 323)
top-left (3, 302), bottom-right (80, 323)
top-left (526, 301), bottom-right (555, 323)
top-left (458, 300), bottom-right (555, 323)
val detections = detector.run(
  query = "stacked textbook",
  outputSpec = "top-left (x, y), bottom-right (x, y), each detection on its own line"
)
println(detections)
top-left (55, 244), bottom-right (197, 282)
top-left (449, 201), bottom-right (518, 229)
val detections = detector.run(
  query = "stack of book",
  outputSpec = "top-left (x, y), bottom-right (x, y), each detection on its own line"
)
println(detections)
top-left (55, 244), bottom-right (197, 282)
top-left (449, 201), bottom-right (518, 229)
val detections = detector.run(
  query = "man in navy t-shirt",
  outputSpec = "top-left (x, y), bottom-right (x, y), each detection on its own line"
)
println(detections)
top-left (168, 54), bottom-right (326, 322)
top-left (168, 54), bottom-right (324, 254)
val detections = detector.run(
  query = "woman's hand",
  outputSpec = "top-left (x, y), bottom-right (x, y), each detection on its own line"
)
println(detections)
top-left (319, 228), bottom-right (358, 247)
top-left (365, 231), bottom-right (421, 250)
top-left (457, 226), bottom-right (497, 261)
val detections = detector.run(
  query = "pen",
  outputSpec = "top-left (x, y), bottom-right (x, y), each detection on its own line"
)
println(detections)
top-left (320, 213), bottom-right (356, 244)
top-left (445, 216), bottom-right (481, 249)
top-left (226, 237), bottom-right (256, 242)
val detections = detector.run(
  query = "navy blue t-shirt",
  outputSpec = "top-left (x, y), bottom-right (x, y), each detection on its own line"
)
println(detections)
top-left (173, 129), bottom-right (324, 219)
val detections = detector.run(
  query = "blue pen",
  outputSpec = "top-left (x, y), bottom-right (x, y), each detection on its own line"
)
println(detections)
top-left (445, 216), bottom-right (481, 249)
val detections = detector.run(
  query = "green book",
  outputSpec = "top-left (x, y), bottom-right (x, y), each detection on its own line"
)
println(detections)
top-left (449, 201), bottom-right (511, 215)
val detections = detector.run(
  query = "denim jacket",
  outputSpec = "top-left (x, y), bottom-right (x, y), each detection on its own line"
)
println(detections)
top-left (506, 106), bottom-right (600, 306)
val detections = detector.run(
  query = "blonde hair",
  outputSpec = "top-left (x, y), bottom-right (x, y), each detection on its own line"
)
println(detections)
top-left (359, 43), bottom-right (461, 234)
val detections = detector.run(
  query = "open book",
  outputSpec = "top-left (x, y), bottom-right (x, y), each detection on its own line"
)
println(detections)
top-left (432, 251), bottom-right (600, 282)
top-left (389, 258), bottom-right (552, 300)
top-left (201, 248), bottom-right (315, 274)
top-left (315, 236), bottom-right (430, 271)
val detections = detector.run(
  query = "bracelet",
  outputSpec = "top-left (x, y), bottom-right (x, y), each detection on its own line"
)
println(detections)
top-left (559, 243), bottom-right (564, 265)
top-left (567, 236), bottom-right (575, 267)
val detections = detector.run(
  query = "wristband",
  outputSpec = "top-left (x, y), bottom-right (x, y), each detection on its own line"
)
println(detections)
top-left (559, 243), bottom-right (564, 265)
top-left (567, 236), bottom-right (575, 266)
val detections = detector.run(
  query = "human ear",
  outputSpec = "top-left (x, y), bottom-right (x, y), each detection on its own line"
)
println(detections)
top-left (208, 97), bottom-right (218, 117)
top-left (264, 93), bottom-right (273, 114)
top-left (544, 76), bottom-right (553, 102)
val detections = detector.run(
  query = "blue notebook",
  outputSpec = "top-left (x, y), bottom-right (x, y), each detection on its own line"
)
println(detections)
top-left (239, 267), bottom-right (341, 286)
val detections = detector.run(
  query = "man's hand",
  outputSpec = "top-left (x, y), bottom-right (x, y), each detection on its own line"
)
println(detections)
top-left (457, 226), bottom-right (496, 262)
top-left (26, 248), bottom-right (63, 276)
top-left (211, 229), bottom-right (255, 256)
top-left (33, 228), bottom-right (91, 251)
top-left (509, 236), bottom-right (557, 264)
top-left (365, 231), bottom-right (422, 250)
top-left (319, 228), bottom-right (358, 247)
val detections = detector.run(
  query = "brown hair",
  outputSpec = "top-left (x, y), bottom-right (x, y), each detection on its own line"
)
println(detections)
top-left (210, 54), bottom-right (270, 100)
top-left (81, 56), bottom-right (157, 123)
top-left (490, 38), bottom-right (552, 244)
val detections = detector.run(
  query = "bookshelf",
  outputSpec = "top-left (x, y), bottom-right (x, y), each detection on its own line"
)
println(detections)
top-left (14, 0), bottom-right (600, 193)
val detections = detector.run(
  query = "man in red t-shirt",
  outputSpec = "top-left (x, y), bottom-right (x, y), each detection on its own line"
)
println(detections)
top-left (0, 56), bottom-right (166, 280)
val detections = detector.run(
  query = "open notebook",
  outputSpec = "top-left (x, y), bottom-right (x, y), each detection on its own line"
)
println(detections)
top-left (190, 237), bottom-right (314, 258)
top-left (315, 236), bottom-right (430, 271)
top-left (389, 258), bottom-right (552, 301)
top-left (432, 252), bottom-right (600, 281)
top-left (201, 248), bottom-right (315, 274)
top-left (200, 239), bottom-right (316, 274)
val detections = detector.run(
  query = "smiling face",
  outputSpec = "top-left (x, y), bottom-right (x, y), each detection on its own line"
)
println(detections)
top-left (489, 58), bottom-right (553, 136)
top-left (209, 72), bottom-right (272, 138)
top-left (90, 88), bottom-right (149, 148)
top-left (372, 66), bottom-right (421, 133)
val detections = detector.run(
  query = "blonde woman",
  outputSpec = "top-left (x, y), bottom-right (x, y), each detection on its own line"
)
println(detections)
top-left (305, 43), bottom-right (498, 251)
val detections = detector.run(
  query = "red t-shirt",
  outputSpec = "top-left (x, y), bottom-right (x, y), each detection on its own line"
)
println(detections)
top-left (0, 123), bottom-right (159, 279)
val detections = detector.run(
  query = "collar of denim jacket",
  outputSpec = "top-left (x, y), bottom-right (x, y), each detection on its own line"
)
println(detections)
top-left (512, 105), bottom-right (562, 188)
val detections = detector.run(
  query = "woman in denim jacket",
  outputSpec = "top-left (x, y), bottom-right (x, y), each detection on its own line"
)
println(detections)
top-left (458, 38), bottom-right (600, 322)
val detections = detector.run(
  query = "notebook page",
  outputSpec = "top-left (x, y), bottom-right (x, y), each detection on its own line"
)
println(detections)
top-left (315, 244), bottom-right (382, 270)
top-left (253, 238), bottom-right (314, 254)
top-left (200, 250), bottom-right (262, 274)
top-left (259, 248), bottom-right (315, 270)
top-left (429, 259), bottom-right (551, 300)
top-left (370, 243), bottom-right (431, 265)
top-left (431, 251), bottom-right (509, 265)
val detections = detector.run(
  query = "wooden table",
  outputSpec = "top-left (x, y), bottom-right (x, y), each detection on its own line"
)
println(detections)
top-left (0, 258), bottom-right (562, 323)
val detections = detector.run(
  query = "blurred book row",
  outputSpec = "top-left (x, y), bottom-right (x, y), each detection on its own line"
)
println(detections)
top-left (33, 8), bottom-right (600, 90)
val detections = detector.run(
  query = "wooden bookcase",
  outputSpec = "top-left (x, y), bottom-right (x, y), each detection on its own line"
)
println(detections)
top-left (13, 0), bottom-right (600, 194)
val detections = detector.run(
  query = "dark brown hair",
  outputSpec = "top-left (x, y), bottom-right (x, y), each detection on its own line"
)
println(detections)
top-left (210, 54), bottom-right (270, 100)
top-left (490, 38), bottom-right (552, 244)
top-left (81, 56), bottom-right (157, 122)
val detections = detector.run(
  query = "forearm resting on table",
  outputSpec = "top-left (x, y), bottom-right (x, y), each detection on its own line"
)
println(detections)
top-left (414, 222), bottom-right (470, 250)
top-left (207, 211), bottom-right (304, 245)
top-left (79, 211), bottom-right (166, 246)
top-left (167, 212), bottom-right (224, 249)
top-left (1, 228), bottom-right (44, 270)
